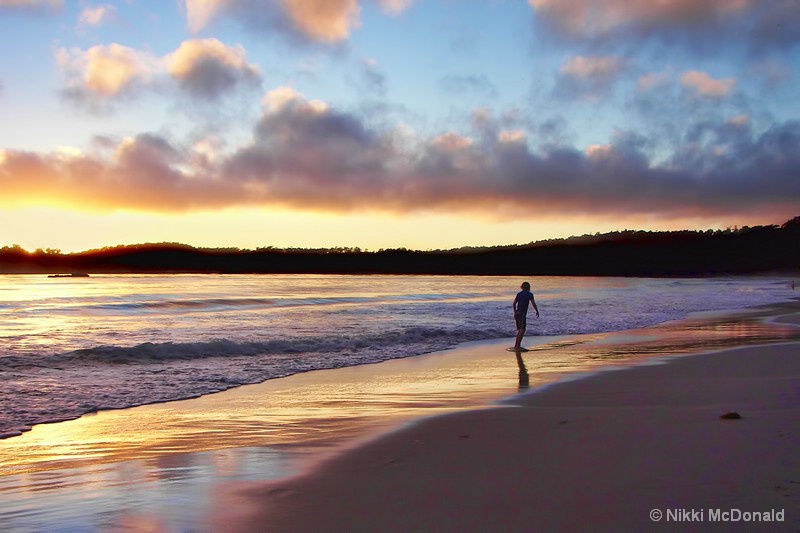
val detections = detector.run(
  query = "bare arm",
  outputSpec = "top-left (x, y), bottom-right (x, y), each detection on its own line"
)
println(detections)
top-left (531, 296), bottom-right (540, 318)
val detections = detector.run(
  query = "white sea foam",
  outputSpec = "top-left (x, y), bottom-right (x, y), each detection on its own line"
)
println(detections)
top-left (0, 274), bottom-right (794, 437)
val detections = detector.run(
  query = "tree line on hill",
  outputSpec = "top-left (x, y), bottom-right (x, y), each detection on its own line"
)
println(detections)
top-left (1, 216), bottom-right (798, 276)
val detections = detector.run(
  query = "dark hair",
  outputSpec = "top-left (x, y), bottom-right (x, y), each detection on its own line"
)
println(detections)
top-left (521, 282), bottom-right (530, 290)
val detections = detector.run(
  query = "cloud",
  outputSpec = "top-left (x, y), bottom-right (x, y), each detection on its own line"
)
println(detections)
top-left (0, 134), bottom-right (239, 211)
top-left (56, 44), bottom-right (158, 103)
top-left (226, 87), bottom-right (396, 208)
top-left (0, 0), bottom-right (62, 11)
top-left (680, 70), bottom-right (736, 98)
top-left (636, 71), bottom-right (671, 93)
top-left (355, 58), bottom-right (387, 96)
top-left (378, 0), bottom-right (412, 15)
top-left (749, 0), bottom-right (800, 50)
top-left (184, 0), bottom-right (411, 43)
top-left (555, 55), bottom-right (625, 99)
top-left (78, 4), bottom-right (117, 27)
top-left (725, 114), bottom-right (750, 129)
top-left (560, 55), bottom-right (624, 80)
top-left (528, 0), bottom-right (800, 52)
top-left (1, 90), bottom-right (797, 222)
top-left (57, 39), bottom-right (261, 107)
top-left (184, 0), bottom-right (360, 42)
top-left (751, 59), bottom-right (793, 88)
top-left (185, 0), bottom-right (227, 33)
top-left (165, 38), bottom-right (261, 99)
top-left (529, 0), bottom-right (747, 37)
top-left (498, 130), bottom-right (527, 144)
top-left (281, 0), bottom-right (361, 42)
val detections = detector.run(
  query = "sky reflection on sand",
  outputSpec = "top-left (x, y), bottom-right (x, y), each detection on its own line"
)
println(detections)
top-left (1, 302), bottom-right (798, 531)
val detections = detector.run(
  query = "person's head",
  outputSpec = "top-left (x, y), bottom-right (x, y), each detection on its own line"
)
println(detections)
top-left (521, 282), bottom-right (530, 290)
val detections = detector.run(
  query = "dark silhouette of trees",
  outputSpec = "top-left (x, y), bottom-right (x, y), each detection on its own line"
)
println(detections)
top-left (1, 217), bottom-right (798, 276)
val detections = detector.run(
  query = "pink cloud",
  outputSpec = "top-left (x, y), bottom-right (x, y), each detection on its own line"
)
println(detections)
top-left (555, 55), bottom-right (625, 100)
top-left (184, 0), bottom-right (227, 33)
top-left (680, 70), bottom-right (736, 98)
top-left (282, 0), bottom-right (361, 42)
top-left (184, 0), bottom-right (411, 43)
top-left (727, 114), bottom-right (750, 127)
top-left (56, 44), bottom-right (158, 99)
top-left (636, 71), bottom-right (671, 92)
top-left (378, 0), bottom-right (412, 15)
top-left (560, 55), bottom-right (623, 80)
top-left (57, 39), bottom-right (261, 106)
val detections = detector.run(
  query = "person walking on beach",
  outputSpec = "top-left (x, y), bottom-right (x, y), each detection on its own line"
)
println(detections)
top-left (513, 281), bottom-right (539, 351)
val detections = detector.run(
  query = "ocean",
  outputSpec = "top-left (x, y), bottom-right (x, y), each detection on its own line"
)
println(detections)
top-left (0, 273), bottom-right (795, 438)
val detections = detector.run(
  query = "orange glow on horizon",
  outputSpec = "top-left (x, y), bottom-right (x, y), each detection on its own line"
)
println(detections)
top-left (0, 205), bottom-right (791, 255)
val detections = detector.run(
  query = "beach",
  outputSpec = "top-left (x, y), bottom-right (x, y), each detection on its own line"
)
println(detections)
top-left (2, 298), bottom-right (798, 531)
top-left (224, 306), bottom-right (800, 532)
top-left (4, 0), bottom-right (800, 529)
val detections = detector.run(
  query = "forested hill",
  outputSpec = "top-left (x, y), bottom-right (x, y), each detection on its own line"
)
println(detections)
top-left (2, 217), bottom-right (799, 276)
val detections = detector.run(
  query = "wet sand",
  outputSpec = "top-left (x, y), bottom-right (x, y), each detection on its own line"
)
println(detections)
top-left (1, 302), bottom-right (799, 531)
top-left (222, 302), bottom-right (800, 532)
top-left (229, 341), bottom-right (800, 532)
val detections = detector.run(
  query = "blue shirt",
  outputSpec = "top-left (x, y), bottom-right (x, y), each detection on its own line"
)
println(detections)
top-left (514, 290), bottom-right (534, 315)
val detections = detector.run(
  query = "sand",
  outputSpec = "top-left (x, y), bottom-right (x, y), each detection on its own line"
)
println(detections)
top-left (3, 302), bottom-right (799, 531)
top-left (222, 324), bottom-right (800, 531)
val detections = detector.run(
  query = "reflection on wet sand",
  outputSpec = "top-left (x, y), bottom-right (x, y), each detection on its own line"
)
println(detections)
top-left (2, 303), bottom-right (798, 479)
top-left (514, 349), bottom-right (530, 389)
top-left (0, 302), bottom-right (798, 530)
top-left (577, 304), bottom-right (800, 364)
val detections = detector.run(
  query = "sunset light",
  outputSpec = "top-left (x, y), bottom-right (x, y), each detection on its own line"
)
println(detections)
top-left (1, 1), bottom-right (797, 252)
top-left (1, 5), bottom-right (799, 529)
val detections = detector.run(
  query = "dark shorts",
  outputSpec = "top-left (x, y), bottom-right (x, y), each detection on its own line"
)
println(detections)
top-left (515, 313), bottom-right (526, 331)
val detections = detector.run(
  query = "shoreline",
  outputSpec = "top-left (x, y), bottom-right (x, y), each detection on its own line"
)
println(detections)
top-left (225, 307), bottom-right (800, 532)
top-left (2, 276), bottom-right (795, 442)
top-left (2, 301), bottom-right (799, 530)
top-left (4, 301), bottom-right (798, 475)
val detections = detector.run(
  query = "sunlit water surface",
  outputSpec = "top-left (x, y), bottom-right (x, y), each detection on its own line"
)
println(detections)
top-left (0, 275), bottom-right (798, 531)
top-left (1, 274), bottom-right (794, 438)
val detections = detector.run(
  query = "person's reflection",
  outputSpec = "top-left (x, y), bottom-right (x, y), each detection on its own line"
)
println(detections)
top-left (515, 349), bottom-right (529, 389)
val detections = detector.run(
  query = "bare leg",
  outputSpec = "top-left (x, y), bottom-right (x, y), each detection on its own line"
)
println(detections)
top-left (514, 327), bottom-right (526, 350)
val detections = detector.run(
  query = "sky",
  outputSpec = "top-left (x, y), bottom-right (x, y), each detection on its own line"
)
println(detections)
top-left (1, 0), bottom-right (799, 253)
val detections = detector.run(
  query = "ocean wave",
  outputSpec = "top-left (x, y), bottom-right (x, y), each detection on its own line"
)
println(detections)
top-left (0, 324), bottom-right (509, 437)
top-left (37, 292), bottom-right (491, 315)
top-left (0, 325), bottom-right (509, 369)
top-left (1, 275), bottom-right (794, 439)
